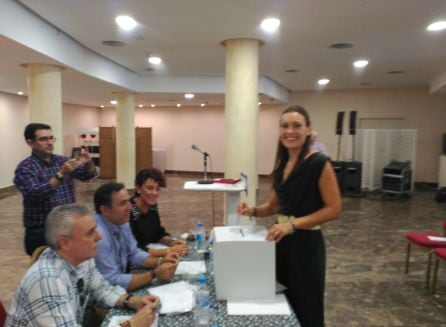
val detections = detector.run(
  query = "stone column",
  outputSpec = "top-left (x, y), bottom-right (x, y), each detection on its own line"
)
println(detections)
top-left (115, 92), bottom-right (136, 188)
top-left (23, 63), bottom-right (64, 154)
top-left (222, 38), bottom-right (263, 225)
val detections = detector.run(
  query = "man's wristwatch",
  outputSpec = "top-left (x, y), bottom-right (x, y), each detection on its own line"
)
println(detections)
top-left (151, 269), bottom-right (157, 280)
top-left (123, 294), bottom-right (133, 310)
top-left (54, 172), bottom-right (64, 181)
top-left (119, 321), bottom-right (131, 327)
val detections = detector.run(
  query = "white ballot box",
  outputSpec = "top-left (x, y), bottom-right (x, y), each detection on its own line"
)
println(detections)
top-left (213, 226), bottom-right (275, 300)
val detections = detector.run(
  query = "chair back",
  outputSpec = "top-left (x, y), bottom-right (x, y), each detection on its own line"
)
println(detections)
top-left (0, 300), bottom-right (6, 327)
top-left (30, 245), bottom-right (48, 266)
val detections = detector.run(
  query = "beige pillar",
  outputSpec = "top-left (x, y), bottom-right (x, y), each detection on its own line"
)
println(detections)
top-left (222, 38), bottom-right (263, 225)
top-left (23, 64), bottom-right (63, 154)
top-left (115, 92), bottom-right (136, 188)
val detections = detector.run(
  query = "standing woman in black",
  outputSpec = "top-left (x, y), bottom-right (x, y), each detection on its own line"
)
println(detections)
top-left (237, 105), bottom-right (341, 327)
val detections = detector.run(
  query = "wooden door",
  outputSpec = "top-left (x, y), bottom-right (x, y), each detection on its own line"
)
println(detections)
top-left (136, 127), bottom-right (152, 173)
top-left (99, 127), bottom-right (116, 178)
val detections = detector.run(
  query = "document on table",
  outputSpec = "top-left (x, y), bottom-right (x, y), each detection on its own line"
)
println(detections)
top-left (148, 281), bottom-right (195, 314)
top-left (427, 236), bottom-right (446, 242)
top-left (108, 314), bottom-right (158, 327)
top-left (227, 294), bottom-right (292, 315)
top-left (175, 261), bottom-right (206, 275)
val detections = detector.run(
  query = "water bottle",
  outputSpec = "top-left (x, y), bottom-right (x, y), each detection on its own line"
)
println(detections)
top-left (196, 221), bottom-right (206, 253)
top-left (209, 303), bottom-right (219, 327)
top-left (194, 275), bottom-right (210, 326)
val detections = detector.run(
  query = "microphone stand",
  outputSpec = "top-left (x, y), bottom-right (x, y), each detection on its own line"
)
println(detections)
top-left (198, 152), bottom-right (213, 184)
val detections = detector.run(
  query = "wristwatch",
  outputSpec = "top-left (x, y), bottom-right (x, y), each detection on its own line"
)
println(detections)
top-left (123, 294), bottom-right (133, 310)
top-left (54, 172), bottom-right (64, 181)
top-left (151, 269), bottom-right (157, 280)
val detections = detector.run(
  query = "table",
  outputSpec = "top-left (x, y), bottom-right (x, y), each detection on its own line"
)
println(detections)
top-left (183, 181), bottom-right (246, 226)
top-left (101, 242), bottom-right (300, 327)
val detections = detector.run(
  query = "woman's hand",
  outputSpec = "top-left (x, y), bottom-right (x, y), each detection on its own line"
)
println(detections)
top-left (170, 243), bottom-right (188, 256)
top-left (236, 202), bottom-right (252, 216)
top-left (266, 223), bottom-right (293, 242)
top-left (130, 303), bottom-right (156, 327)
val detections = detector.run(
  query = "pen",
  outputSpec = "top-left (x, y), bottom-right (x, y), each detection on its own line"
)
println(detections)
top-left (239, 229), bottom-right (245, 237)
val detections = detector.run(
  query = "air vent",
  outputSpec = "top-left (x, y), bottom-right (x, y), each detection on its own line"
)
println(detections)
top-left (387, 70), bottom-right (405, 74)
top-left (102, 40), bottom-right (125, 47)
top-left (284, 69), bottom-right (300, 73)
top-left (329, 43), bottom-right (354, 49)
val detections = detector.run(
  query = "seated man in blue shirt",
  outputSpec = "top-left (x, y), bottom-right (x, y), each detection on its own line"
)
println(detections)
top-left (6, 203), bottom-right (158, 327)
top-left (94, 182), bottom-right (179, 291)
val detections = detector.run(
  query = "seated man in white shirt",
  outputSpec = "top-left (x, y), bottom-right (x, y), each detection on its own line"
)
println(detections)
top-left (93, 182), bottom-right (179, 291)
top-left (6, 204), bottom-right (159, 327)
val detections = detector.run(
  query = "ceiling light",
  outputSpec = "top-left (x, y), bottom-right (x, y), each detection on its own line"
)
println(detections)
top-left (353, 60), bottom-right (369, 68)
top-left (100, 105), bottom-right (104, 108)
top-left (184, 93), bottom-right (194, 99)
top-left (148, 56), bottom-right (162, 65)
top-left (200, 103), bottom-right (206, 107)
top-left (110, 100), bottom-right (117, 105)
top-left (115, 15), bottom-right (137, 30)
top-left (150, 104), bottom-right (155, 108)
top-left (17, 91), bottom-right (23, 95)
top-left (318, 79), bottom-right (330, 85)
top-left (260, 18), bottom-right (280, 32)
top-left (257, 102), bottom-right (262, 106)
top-left (427, 21), bottom-right (446, 31)
top-left (138, 104), bottom-right (143, 108)
top-left (176, 104), bottom-right (181, 107)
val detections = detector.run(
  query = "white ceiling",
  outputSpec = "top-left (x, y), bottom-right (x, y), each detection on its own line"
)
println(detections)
top-left (1, 0), bottom-right (446, 107)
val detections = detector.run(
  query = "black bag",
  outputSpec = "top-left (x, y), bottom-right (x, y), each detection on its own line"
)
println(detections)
top-left (435, 187), bottom-right (446, 203)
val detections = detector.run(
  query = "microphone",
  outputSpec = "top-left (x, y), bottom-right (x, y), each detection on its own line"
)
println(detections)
top-left (191, 144), bottom-right (210, 157)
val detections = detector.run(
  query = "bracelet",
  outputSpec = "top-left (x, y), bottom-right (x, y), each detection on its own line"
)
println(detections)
top-left (119, 321), bottom-right (132, 327)
top-left (123, 294), bottom-right (133, 310)
top-left (157, 257), bottom-right (163, 266)
top-left (251, 206), bottom-right (257, 217)
top-left (287, 220), bottom-right (296, 234)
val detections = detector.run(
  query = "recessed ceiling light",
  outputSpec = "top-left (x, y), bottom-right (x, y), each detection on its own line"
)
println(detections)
top-left (387, 70), bottom-right (405, 74)
top-left (148, 56), bottom-right (162, 65)
top-left (102, 40), bottom-right (125, 47)
top-left (184, 93), bottom-right (194, 99)
top-left (17, 91), bottom-right (23, 95)
top-left (353, 60), bottom-right (369, 68)
top-left (260, 18), bottom-right (280, 32)
top-left (138, 104), bottom-right (143, 108)
top-left (200, 103), bottom-right (206, 107)
top-left (115, 15), bottom-right (137, 30)
top-left (257, 102), bottom-right (262, 106)
top-left (110, 100), bottom-right (117, 105)
top-left (150, 104), bottom-right (155, 108)
top-left (176, 104), bottom-right (181, 107)
top-left (427, 21), bottom-right (446, 31)
top-left (329, 43), bottom-right (354, 49)
top-left (100, 105), bottom-right (105, 108)
top-left (318, 79), bottom-right (330, 85)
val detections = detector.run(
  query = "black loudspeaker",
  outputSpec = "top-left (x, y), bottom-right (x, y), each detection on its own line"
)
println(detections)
top-left (349, 111), bottom-right (357, 135)
top-left (331, 161), bottom-right (345, 193)
top-left (343, 161), bottom-right (362, 196)
top-left (335, 111), bottom-right (345, 135)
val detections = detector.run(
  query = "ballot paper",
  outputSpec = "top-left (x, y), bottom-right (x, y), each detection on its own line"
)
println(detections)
top-left (108, 314), bottom-right (158, 327)
top-left (148, 281), bottom-right (195, 314)
top-left (227, 294), bottom-right (292, 315)
top-left (174, 261), bottom-right (206, 276)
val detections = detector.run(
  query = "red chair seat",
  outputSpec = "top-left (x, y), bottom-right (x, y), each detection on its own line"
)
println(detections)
top-left (435, 247), bottom-right (446, 260)
top-left (406, 232), bottom-right (446, 248)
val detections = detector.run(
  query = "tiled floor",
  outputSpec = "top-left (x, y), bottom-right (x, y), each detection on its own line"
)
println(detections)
top-left (1, 174), bottom-right (446, 326)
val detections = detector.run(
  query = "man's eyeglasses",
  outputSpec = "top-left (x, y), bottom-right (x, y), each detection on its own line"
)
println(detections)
top-left (77, 278), bottom-right (86, 307)
top-left (35, 136), bottom-right (56, 143)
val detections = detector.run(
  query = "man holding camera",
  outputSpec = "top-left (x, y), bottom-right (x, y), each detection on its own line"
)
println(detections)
top-left (14, 123), bottom-right (97, 256)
